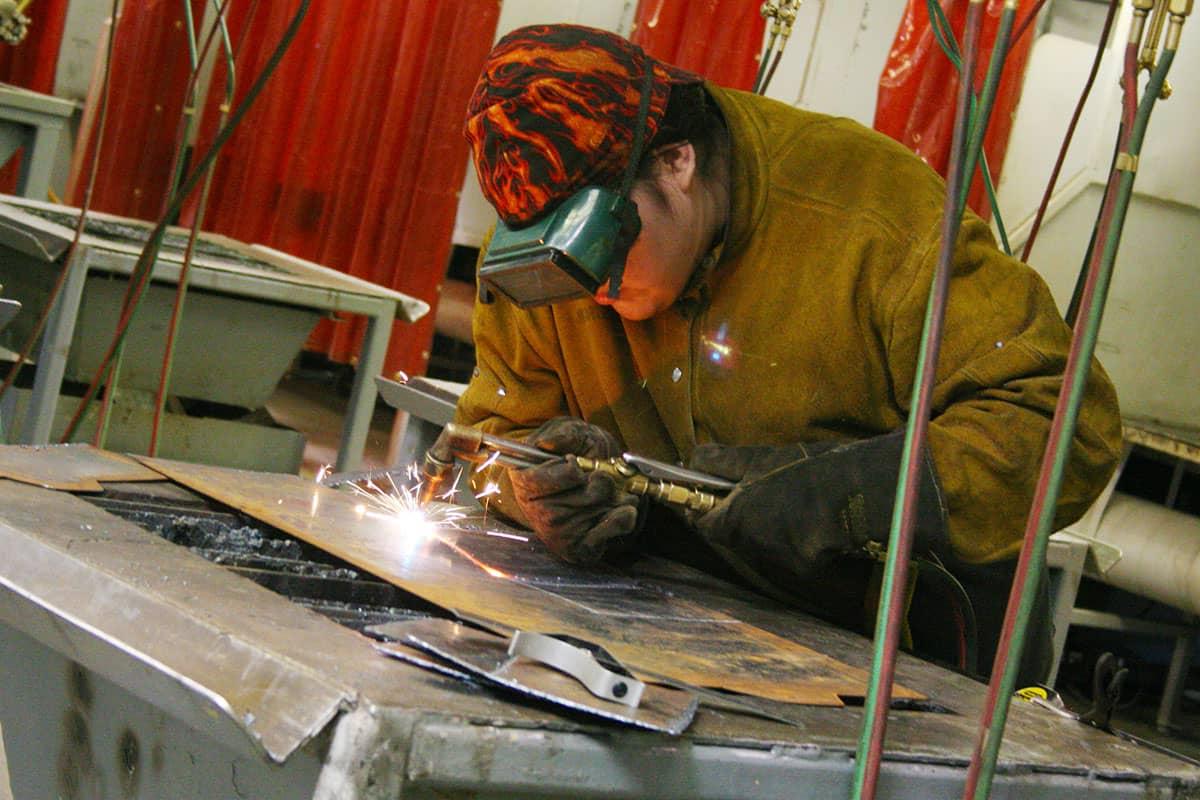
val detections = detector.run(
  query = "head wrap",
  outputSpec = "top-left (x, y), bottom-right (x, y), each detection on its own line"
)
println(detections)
top-left (465, 24), bottom-right (701, 226)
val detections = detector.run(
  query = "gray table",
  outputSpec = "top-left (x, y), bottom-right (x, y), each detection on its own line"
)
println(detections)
top-left (0, 448), bottom-right (1197, 799)
top-left (0, 195), bottom-right (428, 471)
top-left (0, 84), bottom-right (75, 201)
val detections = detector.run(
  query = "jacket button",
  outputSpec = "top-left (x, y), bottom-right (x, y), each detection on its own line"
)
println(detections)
top-left (671, 367), bottom-right (682, 383)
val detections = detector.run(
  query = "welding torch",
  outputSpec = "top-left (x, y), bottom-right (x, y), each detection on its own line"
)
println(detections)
top-left (419, 423), bottom-right (734, 513)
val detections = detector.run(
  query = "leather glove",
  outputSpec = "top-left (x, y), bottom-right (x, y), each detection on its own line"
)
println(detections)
top-left (509, 417), bottom-right (642, 564)
top-left (687, 431), bottom-right (948, 603)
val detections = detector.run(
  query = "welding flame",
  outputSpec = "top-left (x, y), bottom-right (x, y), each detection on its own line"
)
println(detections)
top-left (347, 473), bottom-right (468, 536)
top-left (332, 462), bottom-right (528, 580)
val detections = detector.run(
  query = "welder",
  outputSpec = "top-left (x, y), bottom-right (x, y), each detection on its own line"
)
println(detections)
top-left (453, 23), bottom-right (1122, 682)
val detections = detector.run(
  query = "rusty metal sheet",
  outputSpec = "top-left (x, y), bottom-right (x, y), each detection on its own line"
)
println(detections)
top-left (140, 457), bottom-right (922, 707)
top-left (0, 444), bottom-right (163, 491)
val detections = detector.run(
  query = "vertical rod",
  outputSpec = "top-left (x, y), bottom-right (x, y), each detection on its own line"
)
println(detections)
top-left (850, 3), bottom-right (986, 798)
top-left (21, 247), bottom-right (91, 444)
top-left (957, 0), bottom-right (1017, 219)
top-left (963, 15), bottom-right (1179, 799)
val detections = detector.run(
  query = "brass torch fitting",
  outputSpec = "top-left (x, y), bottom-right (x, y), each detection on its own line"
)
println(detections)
top-left (576, 456), bottom-right (719, 513)
top-left (1140, 0), bottom-right (1170, 68)
top-left (1166, 5), bottom-right (1190, 50)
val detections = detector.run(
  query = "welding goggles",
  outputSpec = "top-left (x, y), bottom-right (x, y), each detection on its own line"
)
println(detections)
top-left (477, 56), bottom-right (656, 309)
top-left (478, 186), bottom-right (641, 307)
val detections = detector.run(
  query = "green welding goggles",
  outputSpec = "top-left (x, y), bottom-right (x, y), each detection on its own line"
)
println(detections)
top-left (478, 186), bottom-right (641, 307)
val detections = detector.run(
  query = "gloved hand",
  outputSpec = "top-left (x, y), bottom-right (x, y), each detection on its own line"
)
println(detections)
top-left (509, 417), bottom-right (642, 564)
top-left (687, 431), bottom-right (948, 602)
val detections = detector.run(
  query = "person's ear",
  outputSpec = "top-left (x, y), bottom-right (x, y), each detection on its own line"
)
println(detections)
top-left (652, 142), bottom-right (697, 192)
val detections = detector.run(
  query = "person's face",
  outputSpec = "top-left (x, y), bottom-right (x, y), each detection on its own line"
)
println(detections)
top-left (592, 144), bottom-right (707, 321)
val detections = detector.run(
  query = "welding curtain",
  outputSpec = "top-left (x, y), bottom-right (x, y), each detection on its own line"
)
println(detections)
top-left (57, 1), bottom-right (495, 378)
top-left (631, 0), bottom-right (766, 91)
top-left (874, 0), bottom-right (1034, 220)
top-left (50, 0), bottom-right (759, 377)
top-left (185, 1), bottom-right (499, 378)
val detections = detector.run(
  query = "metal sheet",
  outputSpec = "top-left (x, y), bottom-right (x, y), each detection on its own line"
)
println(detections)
top-left (377, 618), bottom-right (699, 735)
top-left (139, 456), bottom-right (922, 707)
top-left (0, 479), bottom-right (355, 762)
top-left (375, 375), bottom-right (460, 424)
top-left (0, 443), bottom-right (162, 491)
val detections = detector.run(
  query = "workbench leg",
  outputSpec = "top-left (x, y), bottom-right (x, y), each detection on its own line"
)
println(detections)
top-left (335, 307), bottom-right (395, 473)
top-left (14, 123), bottom-right (62, 202)
top-left (1156, 621), bottom-right (1196, 733)
top-left (1045, 539), bottom-right (1088, 688)
top-left (386, 410), bottom-right (410, 466)
top-left (20, 247), bottom-right (89, 445)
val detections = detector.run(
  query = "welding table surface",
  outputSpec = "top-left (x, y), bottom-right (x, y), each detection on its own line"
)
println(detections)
top-left (0, 460), bottom-right (1195, 783)
top-left (0, 195), bottom-right (429, 471)
top-left (139, 454), bottom-right (917, 708)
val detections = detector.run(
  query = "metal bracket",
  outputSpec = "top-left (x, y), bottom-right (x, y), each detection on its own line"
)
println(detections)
top-left (509, 630), bottom-right (645, 708)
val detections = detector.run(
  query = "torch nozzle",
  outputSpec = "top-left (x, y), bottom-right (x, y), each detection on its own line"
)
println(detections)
top-left (417, 424), bottom-right (484, 505)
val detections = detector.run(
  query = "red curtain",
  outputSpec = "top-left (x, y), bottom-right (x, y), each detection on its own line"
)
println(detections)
top-left (186, 1), bottom-right (499, 378)
top-left (68, 0), bottom-right (207, 219)
top-left (874, 0), bottom-right (1034, 219)
top-left (0, 0), bottom-right (70, 194)
top-left (631, 0), bottom-right (766, 90)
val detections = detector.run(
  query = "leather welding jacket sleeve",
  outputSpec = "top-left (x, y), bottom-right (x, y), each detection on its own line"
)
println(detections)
top-left (454, 84), bottom-right (1123, 576)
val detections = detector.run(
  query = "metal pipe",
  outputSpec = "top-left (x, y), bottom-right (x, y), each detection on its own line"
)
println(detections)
top-left (957, 0), bottom-right (1018, 218)
top-left (962, 13), bottom-right (1181, 798)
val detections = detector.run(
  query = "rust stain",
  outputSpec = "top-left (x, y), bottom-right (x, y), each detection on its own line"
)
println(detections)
top-left (118, 728), bottom-right (141, 798)
top-left (57, 664), bottom-right (100, 800)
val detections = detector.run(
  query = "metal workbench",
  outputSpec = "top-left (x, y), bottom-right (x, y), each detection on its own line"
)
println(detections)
top-left (0, 195), bottom-right (428, 471)
top-left (0, 84), bottom-right (75, 201)
top-left (0, 444), bottom-right (1197, 799)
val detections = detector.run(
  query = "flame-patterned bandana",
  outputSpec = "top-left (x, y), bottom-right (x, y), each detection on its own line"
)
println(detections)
top-left (465, 24), bottom-right (701, 226)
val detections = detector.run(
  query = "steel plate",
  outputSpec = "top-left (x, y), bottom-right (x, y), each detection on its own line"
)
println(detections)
top-left (140, 457), bottom-right (922, 706)
top-left (0, 443), bottom-right (162, 491)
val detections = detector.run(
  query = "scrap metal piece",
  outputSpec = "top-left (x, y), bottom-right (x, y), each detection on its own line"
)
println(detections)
top-left (0, 443), bottom-right (163, 491)
top-left (375, 374), bottom-right (460, 426)
top-left (370, 640), bottom-right (474, 682)
top-left (508, 630), bottom-right (645, 707)
top-left (139, 456), bottom-right (924, 707)
top-left (444, 612), bottom-right (809, 728)
top-left (377, 618), bottom-right (696, 735)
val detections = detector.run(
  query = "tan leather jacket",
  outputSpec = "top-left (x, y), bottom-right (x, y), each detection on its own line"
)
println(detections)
top-left (456, 84), bottom-right (1122, 566)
